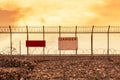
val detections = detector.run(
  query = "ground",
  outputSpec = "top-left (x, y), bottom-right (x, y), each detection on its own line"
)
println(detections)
top-left (0, 56), bottom-right (120, 80)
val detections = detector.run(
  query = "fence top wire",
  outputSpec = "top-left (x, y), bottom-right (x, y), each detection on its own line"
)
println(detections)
top-left (0, 26), bottom-right (120, 33)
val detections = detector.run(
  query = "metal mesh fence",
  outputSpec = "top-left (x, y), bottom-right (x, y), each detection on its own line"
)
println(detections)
top-left (0, 26), bottom-right (120, 56)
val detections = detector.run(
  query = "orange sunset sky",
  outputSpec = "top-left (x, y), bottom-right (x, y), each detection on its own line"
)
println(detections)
top-left (0, 0), bottom-right (120, 26)
top-left (0, 0), bottom-right (120, 55)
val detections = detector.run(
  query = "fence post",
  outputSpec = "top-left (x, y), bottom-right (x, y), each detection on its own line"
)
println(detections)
top-left (107, 26), bottom-right (110, 57)
top-left (43, 25), bottom-right (45, 55)
top-left (59, 26), bottom-right (61, 56)
top-left (26, 25), bottom-right (29, 56)
top-left (91, 26), bottom-right (94, 57)
top-left (9, 26), bottom-right (12, 55)
top-left (75, 26), bottom-right (78, 55)
top-left (19, 40), bottom-right (21, 55)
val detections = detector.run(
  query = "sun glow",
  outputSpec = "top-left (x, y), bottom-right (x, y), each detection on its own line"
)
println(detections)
top-left (15, 19), bottom-right (42, 26)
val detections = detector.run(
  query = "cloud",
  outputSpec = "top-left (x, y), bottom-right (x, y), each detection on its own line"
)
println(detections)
top-left (0, 10), bottom-right (18, 25)
top-left (0, 0), bottom-right (104, 26)
top-left (88, 0), bottom-right (120, 25)
top-left (0, 0), bottom-right (32, 26)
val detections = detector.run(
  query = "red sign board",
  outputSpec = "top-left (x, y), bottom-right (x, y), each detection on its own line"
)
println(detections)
top-left (58, 37), bottom-right (78, 50)
top-left (26, 40), bottom-right (46, 47)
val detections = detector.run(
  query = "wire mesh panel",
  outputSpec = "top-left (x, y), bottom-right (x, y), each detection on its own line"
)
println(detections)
top-left (28, 34), bottom-right (45, 55)
top-left (93, 26), bottom-right (108, 32)
top-left (11, 26), bottom-right (26, 33)
top-left (77, 26), bottom-right (92, 33)
top-left (0, 26), bottom-right (10, 34)
top-left (0, 34), bottom-right (10, 55)
top-left (45, 34), bottom-right (59, 55)
top-left (77, 34), bottom-right (91, 55)
top-left (93, 34), bottom-right (107, 55)
top-left (44, 26), bottom-right (59, 33)
top-left (110, 26), bottom-right (120, 32)
top-left (109, 33), bottom-right (120, 54)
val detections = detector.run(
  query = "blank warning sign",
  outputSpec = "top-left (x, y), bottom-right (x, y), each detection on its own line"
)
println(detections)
top-left (58, 37), bottom-right (78, 50)
top-left (26, 40), bottom-right (46, 47)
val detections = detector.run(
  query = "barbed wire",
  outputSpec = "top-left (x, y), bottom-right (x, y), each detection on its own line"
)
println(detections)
top-left (1, 47), bottom-right (120, 55)
top-left (1, 26), bottom-right (120, 33)
top-left (0, 40), bottom-right (120, 55)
